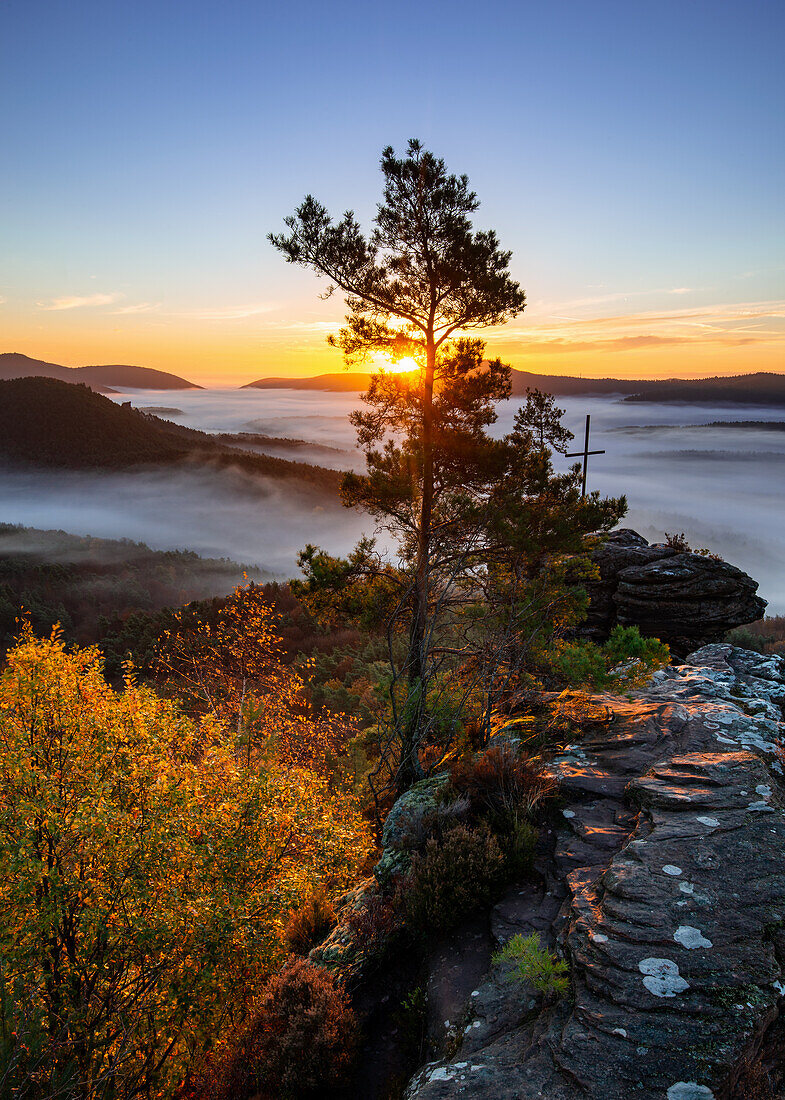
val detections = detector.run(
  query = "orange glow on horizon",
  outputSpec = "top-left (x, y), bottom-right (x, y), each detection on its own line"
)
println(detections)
top-left (1, 296), bottom-right (782, 387)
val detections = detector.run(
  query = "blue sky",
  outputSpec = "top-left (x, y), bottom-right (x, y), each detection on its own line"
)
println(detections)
top-left (2, 0), bottom-right (783, 383)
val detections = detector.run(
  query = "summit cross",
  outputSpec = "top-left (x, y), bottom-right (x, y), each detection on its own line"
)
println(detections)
top-left (566, 414), bottom-right (605, 497)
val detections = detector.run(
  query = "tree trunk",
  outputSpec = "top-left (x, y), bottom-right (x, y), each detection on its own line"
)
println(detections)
top-left (398, 334), bottom-right (436, 792)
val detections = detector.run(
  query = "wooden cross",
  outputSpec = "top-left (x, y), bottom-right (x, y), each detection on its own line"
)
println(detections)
top-left (566, 414), bottom-right (605, 497)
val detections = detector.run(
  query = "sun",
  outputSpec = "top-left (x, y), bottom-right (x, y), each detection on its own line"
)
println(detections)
top-left (374, 354), bottom-right (420, 374)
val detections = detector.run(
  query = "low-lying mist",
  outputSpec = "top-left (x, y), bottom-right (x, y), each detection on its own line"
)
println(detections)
top-left (2, 385), bottom-right (783, 613)
top-left (0, 461), bottom-right (368, 578)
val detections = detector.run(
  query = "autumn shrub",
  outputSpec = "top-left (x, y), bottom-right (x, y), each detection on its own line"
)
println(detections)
top-left (664, 531), bottom-right (721, 559)
top-left (448, 744), bottom-right (555, 832)
top-left (0, 629), bottom-right (371, 1099)
top-left (345, 888), bottom-right (403, 963)
top-left (731, 1052), bottom-right (777, 1099)
top-left (220, 959), bottom-right (358, 1100)
top-left (284, 889), bottom-right (337, 955)
top-left (403, 822), bottom-right (505, 935)
top-left (663, 530), bottom-right (692, 552)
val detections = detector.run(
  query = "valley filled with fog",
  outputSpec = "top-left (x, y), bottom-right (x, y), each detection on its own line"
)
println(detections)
top-left (1, 386), bottom-right (782, 611)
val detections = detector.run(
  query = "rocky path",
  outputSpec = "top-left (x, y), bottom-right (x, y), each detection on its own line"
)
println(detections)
top-left (405, 645), bottom-right (785, 1100)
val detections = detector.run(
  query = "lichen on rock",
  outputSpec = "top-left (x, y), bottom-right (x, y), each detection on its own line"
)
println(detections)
top-left (403, 644), bottom-right (785, 1100)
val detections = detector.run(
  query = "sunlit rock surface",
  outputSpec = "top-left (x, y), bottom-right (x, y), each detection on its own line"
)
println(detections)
top-left (405, 645), bottom-right (785, 1100)
top-left (584, 530), bottom-right (766, 655)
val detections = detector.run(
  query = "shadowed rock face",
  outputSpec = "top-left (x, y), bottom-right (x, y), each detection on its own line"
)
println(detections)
top-left (583, 530), bottom-right (766, 656)
top-left (404, 646), bottom-right (785, 1100)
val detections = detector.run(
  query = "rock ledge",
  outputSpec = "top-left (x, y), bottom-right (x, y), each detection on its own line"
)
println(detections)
top-left (404, 645), bottom-right (785, 1100)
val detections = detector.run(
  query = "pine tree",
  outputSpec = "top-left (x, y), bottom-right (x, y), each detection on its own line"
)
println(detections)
top-left (271, 140), bottom-right (526, 790)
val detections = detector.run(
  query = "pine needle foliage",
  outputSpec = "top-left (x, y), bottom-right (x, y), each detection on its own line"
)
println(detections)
top-left (493, 933), bottom-right (569, 997)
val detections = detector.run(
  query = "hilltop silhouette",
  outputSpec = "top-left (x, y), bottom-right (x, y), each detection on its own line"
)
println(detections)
top-left (0, 352), bottom-right (201, 390)
top-left (243, 367), bottom-right (785, 404)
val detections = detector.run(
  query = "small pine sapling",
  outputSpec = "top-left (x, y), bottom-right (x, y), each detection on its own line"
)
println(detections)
top-left (493, 932), bottom-right (569, 996)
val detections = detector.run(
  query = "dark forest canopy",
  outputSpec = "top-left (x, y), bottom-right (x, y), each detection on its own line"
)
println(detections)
top-left (0, 376), bottom-right (342, 492)
top-left (0, 523), bottom-right (260, 653)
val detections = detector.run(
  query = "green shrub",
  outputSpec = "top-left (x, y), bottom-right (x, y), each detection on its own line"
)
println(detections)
top-left (725, 626), bottom-right (771, 654)
top-left (403, 823), bottom-right (505, 935)
top-left (553, 639), bottom-right (607, 687)
top-left (554, 625), bottom-right (669, 690)
top-left (493, 932), bottom-right (569, 996)
top-left (503, 819), bottom-right (539, 878)
top-left (220, 959), bottom-right (358, 1100)
top-left (393, 985), bottom-right (427, 1064)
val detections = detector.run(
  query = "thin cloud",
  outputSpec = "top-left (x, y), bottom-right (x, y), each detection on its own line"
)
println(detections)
top-left (513, 299), bottom-right (785, 333)
top-left (113, 302), bottom-right (162, 315)
top-left (254, 319), bottom-right (339, 333)
top-left (529, 286), bottom-right (701, 314)
top-left (182, 303), bottom-right (279, 321)
top-left (504, 335), bottom-right (699, 354)
top-left (480, 299), bottom-right (785, 355)
top-left (37, 293), bottom-right (122, 311)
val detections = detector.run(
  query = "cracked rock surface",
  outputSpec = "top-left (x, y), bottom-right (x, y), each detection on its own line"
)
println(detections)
top-left (404, 645), bottom-right (785, 1100)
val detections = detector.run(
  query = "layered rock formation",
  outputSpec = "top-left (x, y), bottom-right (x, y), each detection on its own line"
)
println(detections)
top-left (405, 645), bottom-right (785, 1100)
top-left (583, 530), bottom-right (766, 655)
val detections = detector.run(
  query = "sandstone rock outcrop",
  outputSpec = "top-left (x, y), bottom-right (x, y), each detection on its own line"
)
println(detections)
top-left (404, 645), bottom-right (785, 1100)
top-left (583, 530), bottom-right (766, 656)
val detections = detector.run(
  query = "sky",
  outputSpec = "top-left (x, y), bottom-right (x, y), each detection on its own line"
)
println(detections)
top-left (2, 0), bottom-right (784, 387)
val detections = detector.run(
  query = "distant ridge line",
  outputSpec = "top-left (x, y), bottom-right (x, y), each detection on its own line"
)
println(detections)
top-left (242, 368), bottom-right (785, 403)
top-left (0, 353), bottom-right (201, 391)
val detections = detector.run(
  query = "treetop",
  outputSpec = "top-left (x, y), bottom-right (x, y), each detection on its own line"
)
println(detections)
top-left (269, 139), bottom-right (526, 364)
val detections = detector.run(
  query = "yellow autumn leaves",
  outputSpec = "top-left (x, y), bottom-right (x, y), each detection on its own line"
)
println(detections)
top-left (0, 628), bottom-right (371, 1098)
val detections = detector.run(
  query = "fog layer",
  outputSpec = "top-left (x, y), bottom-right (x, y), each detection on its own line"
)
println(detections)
top-left (0, 461), bottom-right (368, 577)
top-left (1, 386), bottom-right (781, 611)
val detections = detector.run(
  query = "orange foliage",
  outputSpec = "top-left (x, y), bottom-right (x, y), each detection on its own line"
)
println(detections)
top-left (0, 628), bottom-right (371, 1097)
top-left (156, 580), bottom-right (358, 783)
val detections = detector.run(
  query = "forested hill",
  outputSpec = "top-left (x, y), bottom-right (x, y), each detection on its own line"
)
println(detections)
top-left (0, 523), bottom-right (261, 658)
top-left (0, 377), bottom-right (342, 492)
top-left (622, 372), bottom-right (785, 404)
top-left (243, 367), bottom-right (785, 402)
top-left (0, 352), bottom-right (200, 390)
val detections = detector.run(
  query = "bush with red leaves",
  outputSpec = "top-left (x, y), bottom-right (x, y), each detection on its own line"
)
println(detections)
top-left (448, 743), bottom-right (555, 830)
top-left (344, 888), bottom-right (402, 964)
top-left (221, 959), bottom-right (358, 1100)
top-left (403, 822), bottom-right (505, 934)
top-left (284, 889), bottom-right (337, 956)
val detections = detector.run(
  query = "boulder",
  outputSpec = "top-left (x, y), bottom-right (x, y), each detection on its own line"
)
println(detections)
top-left (583, 530), bottom-right (766, 655)
top-left (404, 646), bottom-right (785, 1100)
top-left (374, 773), bottom-right (451, 885)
